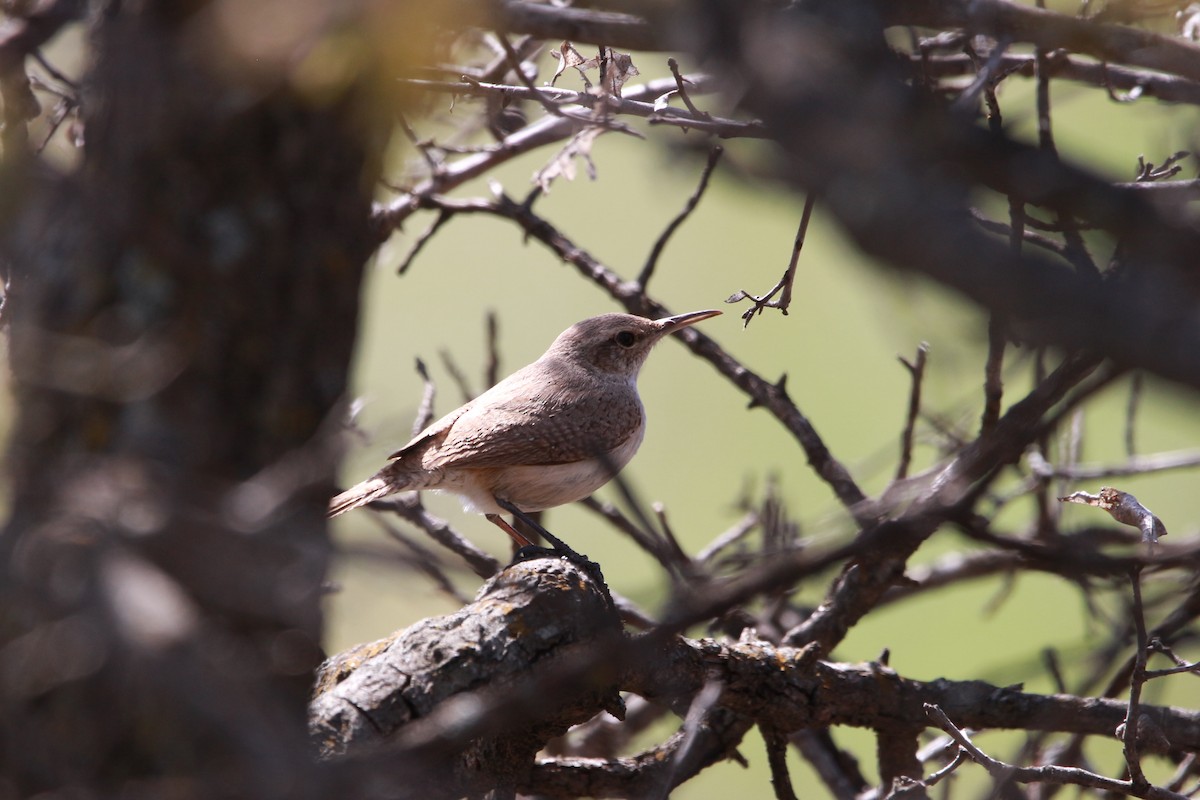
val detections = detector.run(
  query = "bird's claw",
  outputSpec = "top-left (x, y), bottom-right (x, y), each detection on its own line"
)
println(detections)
top-left (511, 544), bottom-right (561, 563)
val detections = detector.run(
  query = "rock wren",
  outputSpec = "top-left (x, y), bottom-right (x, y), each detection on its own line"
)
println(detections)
top-left (328, 309), bottom-right (721, 549)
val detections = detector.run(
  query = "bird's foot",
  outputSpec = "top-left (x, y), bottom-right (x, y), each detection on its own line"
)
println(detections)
top-left (511, 544), bottom-right (561, 563)
top-left (496, 498), bottom-right (618, 618)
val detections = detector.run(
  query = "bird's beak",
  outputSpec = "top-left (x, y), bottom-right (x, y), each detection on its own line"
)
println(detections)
top-left (654, 309), bottom-right (722, 334)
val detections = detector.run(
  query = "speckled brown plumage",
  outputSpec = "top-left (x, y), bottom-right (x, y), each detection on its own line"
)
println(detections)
top-left (328, 310), bottom-right (721, 542)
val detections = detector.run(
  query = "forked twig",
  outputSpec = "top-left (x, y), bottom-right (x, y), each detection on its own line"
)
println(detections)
top-left (727, 192), bottom-right (816, 326)
top-left (896, 343), bottom-right (929, 481)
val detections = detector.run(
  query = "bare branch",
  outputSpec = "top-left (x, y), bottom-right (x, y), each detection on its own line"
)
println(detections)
top-left (762, 726), bottom-right (799, 800)
top-left (727, 192), bottom-right (816, 326)
top-left (637, 144), bottom-right (723, 289)
top-left (374, 74), bottom-right (762, 233)
top-left (895, 343), bottom-right (929, 481)
top-left (891, 0), bottom-right (1200, 83)
top-left (923, 703), bottom-right (1188, 799)
top-left (369, 495), bottom-right (501, 579)
top-left (666, 57), bottom-right (707, 118)
top-left (1121, 566), bottom-right (1151, 786)
top-left (914, 52), bottom-right (1200, 106)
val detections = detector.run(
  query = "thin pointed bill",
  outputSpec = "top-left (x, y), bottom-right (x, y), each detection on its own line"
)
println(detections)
top-left (654, 309), bottom-right (722, 334)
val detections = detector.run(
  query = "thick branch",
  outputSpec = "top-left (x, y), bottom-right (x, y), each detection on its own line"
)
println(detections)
top-left (893, 0), bottom-right (1200, 83)
top-left (316, 560), bottom-right (1200, 798)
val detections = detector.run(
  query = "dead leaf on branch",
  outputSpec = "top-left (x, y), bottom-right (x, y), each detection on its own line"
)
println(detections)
top-left (1058, 486), bottom-right (1168, 544)
top-left (549, 41), bottom-right (590, 88)
top-left (548, 42), bottom-right (639, 97)
top-left (601, 50), bottom-right (639, 97)
top-left (533, 125), bottom-right (605, 193)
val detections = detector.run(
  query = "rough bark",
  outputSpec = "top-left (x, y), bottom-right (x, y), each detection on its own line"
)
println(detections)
top-left (311, 558), bottom-right (625, 799)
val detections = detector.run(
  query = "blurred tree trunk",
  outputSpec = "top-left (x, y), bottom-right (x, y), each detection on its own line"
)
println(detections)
top-left (0, 4), bottom-right (383, 796)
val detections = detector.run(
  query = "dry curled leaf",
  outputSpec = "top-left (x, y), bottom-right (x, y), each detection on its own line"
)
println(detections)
top-left (547, 43), bottom-right (639, 97)
top-left (1058, 486), bottom-right (1167, 544)
top-left (549, 41), bottom-right (590, 87)
top-left (600, 50), bottom-right (639, 97)
top-left (533, 126), bottom-right (604, 193)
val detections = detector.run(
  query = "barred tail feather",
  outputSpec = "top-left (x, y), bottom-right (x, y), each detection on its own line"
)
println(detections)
top-left (328, 477), bottom-right (393, 518)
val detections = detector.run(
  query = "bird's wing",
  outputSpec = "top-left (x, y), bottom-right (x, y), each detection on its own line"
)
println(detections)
top-left (427, 385), bottom-right (644, 469)
top-left (387, 403), bottom-right (472, 461)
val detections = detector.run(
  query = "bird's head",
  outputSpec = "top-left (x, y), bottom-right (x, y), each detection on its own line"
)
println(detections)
top-left (549, 310), bottom-right (722, 379)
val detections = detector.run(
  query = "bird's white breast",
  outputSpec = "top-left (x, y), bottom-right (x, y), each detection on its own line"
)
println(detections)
top-left (446, 418), bottom-right (646, 515)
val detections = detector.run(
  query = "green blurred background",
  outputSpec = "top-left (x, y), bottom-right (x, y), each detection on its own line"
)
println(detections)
top-left (324, 47), bottom-right (1200, 797)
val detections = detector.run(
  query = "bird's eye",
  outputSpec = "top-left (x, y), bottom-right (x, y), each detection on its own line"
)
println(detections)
top-left (615, 330), bottom-right (637, 348)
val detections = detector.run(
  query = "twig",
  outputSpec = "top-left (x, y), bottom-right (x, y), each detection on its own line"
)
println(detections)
top-left (1122, 565), bottom-right (1150, 787)
top-left (978, 65), bottom-right (1015, 437)
top-left (497, 34), bottom-right (565, 119)
top-left (399, 76), bottom-right (766, 139)
top-left (1135, 151), bottom-right (1191, 182)
top-left (666, 57), bottom-right (707, 118)
top-left (485, 311), bottom-right (501, 389)
top-left (1043, 648), bottom-right (1068, 693)
top-left (1144, 640), bottom-right (1200, 680)
top-left (412, 358), bottom-right (437, 437)
top-left (656, 681), bottom-right (725, 800)
top-left (475, 33), bottom-right (540, 85)
top-left (1166, 753), bottom-right (1199, 793)
top-left (892, 0), bottom-right (1200, 84)
top-left (652, 502), bottom-right (693, 577)
top-left (1028, 448), bottom-right (1200, 480)
top-left (396, 209), bottom-right (452, 274)
top-left (1126, 372), bottom-right (1143, 457)
top-left (370, 495), bottom-right (501, 579)
top-left (727, 192), bottom-right (816, 327)
top-left (1143, 660), bottom-right (1200, 680)
top-left (895, 343), bottom-right (929, 481)
top-left (980, 314), bottom-right (1006, 434)
top-left (371, 515), bottom-right (472, 604)
top-left (762, 726), bottom-right (799, 800)
top-left (1034, 30), bottom-right (1099, 280)
top-left (439, 349), bottom-right (475, 404)
top-left (922, 747), bottom-right (967, 788)
top-left (577, 495), bottom-right (676, 575)
top-left (31, 49), bottom-right (77, 91)
top-left (791, 729), bottom-right (870, 797)
top-left (953, 37), bottom-right (1013, 116)
top-left (1034, 11), bottom-right (1054, 153)
top-left (923, 703), bottom-right (1188, 798)
top-left (637, 144), bottom-right (723, 289)
top-left (969, 208), bottom-right (1068, 257)
top-left (694, 510), bottom-right (760, 566)
top-left (912, 52), bottom-right (1200, 106)
top-left (373, 74), bottom-right (762, 233)
top-left (397, 112), bottom-right (443, 180)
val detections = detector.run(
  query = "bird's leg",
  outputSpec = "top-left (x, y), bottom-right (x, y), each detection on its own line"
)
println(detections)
top-left (493, 498), bottom-right (583, 560)
top-left (484, 513), bottom-right (537, 549)
top-left (494, 498), bottom-right (618, 618)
